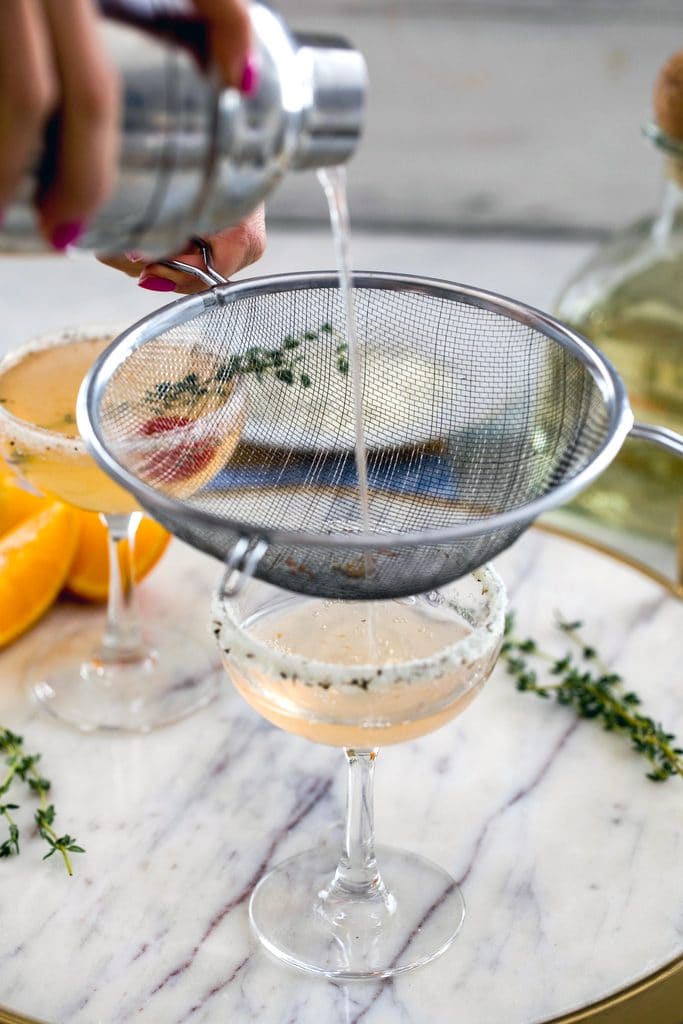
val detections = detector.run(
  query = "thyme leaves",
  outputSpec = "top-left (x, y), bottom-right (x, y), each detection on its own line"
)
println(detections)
top-left (503, 613), bottom-right (683, 782)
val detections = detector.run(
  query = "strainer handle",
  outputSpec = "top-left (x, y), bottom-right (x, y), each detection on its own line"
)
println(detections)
top-left (630, 422), bottom-right (683, 457)
top-left (219, 536), bottom-right (269, 598)
top-left (158, 237), bottom-right (228, 288)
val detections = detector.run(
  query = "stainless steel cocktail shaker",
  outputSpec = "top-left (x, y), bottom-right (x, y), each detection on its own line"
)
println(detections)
top-left (0, 1), bottom-right (367, 257)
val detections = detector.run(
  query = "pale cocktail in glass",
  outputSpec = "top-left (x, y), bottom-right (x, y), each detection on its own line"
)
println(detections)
top-left (0, 327), bottom-right (245, 732)
top-left (213, 565), bottom-right (506, 977)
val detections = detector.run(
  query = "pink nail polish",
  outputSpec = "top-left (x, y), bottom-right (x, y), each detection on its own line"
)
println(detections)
top-left (51, 221), bottom-right (85, 251)
top-left (138, 274), bottom-right (176, 293)
top-left (240, 56), bottom-right (260, 95)
top-left (126, 250), bottom-right (143, 263)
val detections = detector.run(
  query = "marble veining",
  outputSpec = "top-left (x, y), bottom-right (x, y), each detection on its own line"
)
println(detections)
top-left (0, 529), bottom-right (681, 1024)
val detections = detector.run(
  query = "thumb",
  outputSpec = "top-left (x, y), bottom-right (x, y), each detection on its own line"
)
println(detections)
top-left (137, 209), bottom-right (266, 295)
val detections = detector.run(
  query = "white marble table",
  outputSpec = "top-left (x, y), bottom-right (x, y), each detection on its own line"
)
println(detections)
top-left (0, 231), bottom-right (681, 1022)
top-left (0, 527), bottom-right (681, 1024)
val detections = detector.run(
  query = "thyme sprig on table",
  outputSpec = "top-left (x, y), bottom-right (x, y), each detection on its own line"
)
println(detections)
top-left (503, 613), bottom-right (683, 782)
top-left (0, 729), bottom-right (84, 874)
top-left (147, 322), bottom-right (349, 414)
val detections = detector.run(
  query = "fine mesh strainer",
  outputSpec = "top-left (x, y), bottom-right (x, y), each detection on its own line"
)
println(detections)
top-left (77, 246), bottom-right (680, 600)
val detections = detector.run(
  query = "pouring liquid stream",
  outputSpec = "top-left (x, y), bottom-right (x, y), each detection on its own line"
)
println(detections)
top-left (318, 167), bottom-right (376, 659)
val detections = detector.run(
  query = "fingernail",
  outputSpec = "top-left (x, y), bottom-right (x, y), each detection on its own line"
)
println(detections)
top-left (51, 221), bottom-right (85, 251)
top-left (138, 274), bottom-right (176, 293)
top-left (126, 250), bottom-right (143, 263)
top-left (240, 56), bottom-right (260, 95)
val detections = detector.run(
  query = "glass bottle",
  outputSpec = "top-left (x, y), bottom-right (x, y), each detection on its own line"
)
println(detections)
top-left (555, 54), bottom-right (683, 566)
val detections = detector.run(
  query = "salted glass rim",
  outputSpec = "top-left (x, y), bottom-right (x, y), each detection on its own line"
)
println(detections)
top-left (0, 324), bottom-right (124, 455)
top-left (211, 563), bottom-right (507, 692)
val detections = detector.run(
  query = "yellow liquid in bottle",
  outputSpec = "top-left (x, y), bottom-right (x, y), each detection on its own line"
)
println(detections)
top-left (564, 253), bottom-right (683, 555)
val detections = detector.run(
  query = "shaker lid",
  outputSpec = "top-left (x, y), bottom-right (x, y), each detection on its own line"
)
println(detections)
top-left (290, 34), bottom-right (368, 169)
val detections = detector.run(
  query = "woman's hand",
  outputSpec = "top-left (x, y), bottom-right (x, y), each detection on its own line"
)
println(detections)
top-left (0, 0), bottom-right (120, 249)
top-left (98, 205), bottom-right (267, 294)
top-left (192, 0), bottom-right (255, 92)
top-left (0, 0), bottom-right (254, 251)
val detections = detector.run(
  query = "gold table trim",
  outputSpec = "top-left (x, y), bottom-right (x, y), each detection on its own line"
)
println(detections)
top-left (0, 1012), bottom-right (47, 1024)
top-left (2, 958), bottom-right (682, 1024)
top-left (537, 520), bottom-right (682, 600)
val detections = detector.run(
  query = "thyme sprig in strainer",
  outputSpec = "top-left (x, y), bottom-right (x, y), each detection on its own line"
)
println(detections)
top-left (77, 242), bottom-right (683, 601)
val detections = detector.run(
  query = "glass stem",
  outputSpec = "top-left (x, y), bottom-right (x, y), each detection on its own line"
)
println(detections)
top-left (99, 512), bottom-right (144, 661)
top-left (332, 748), bottom-right (384, 897)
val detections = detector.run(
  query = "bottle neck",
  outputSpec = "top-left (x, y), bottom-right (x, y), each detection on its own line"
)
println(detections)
top-left (653, 163), bottom-right (683, 242)
top-left (663, 153), bottom-right (683, 189)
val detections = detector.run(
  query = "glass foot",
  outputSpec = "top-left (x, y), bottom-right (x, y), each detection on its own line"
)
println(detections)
top-left (250, 844), bottom-right (465, 978)
top-left (28, 619), bottom-right (219, 732)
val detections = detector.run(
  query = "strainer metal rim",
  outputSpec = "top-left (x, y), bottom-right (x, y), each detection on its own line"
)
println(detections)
top-left (77, 270), bottom-right (634, 552)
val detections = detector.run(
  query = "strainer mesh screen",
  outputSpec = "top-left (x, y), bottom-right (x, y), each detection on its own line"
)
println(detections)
top-left (91, 279), bottom-right (611, 598)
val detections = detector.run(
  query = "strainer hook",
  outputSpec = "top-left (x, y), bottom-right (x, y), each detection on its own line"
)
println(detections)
top-left (159, 236), bottom-right (228, 288)
top-left (220, 536), bottom-right (270, 598)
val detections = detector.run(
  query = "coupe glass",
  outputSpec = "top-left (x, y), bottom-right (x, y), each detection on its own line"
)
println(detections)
top-left (212, 565), bottom-right (506, 977)
top-left (0, 326), bottom-right (245, 732)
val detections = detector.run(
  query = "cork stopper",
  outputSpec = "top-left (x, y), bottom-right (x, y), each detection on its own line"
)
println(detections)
top-left (653, 50), bottom-right (683, 184)
top-left (654, 51), bottom-right (683, 139)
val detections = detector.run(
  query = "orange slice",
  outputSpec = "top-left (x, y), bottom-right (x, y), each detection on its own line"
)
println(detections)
top-left (64, 510), bottom-right (171, 602)
top-left (0, 474), bottom-right (50, 535)
top-left (0, 503), bottom-right (80, 648)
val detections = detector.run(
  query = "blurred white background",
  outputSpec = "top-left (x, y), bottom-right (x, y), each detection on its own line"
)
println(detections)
top-left (270, 0), bottom-right (683, 236)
